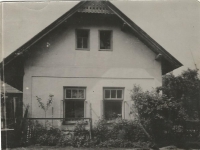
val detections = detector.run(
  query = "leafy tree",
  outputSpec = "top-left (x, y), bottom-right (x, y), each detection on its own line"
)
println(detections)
top-left (131, 85), bottom-right (187, 146)
top-left (130, 69), bottom-right (200, 146)
top-left (157, 69), bottom-right (200, 120)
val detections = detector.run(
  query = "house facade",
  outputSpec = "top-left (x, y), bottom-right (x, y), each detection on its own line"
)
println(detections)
top-left (1, 1), bottom-right (182, 129)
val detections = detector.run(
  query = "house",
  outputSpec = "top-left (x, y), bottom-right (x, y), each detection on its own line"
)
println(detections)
top-left (1, 1), bottom-right (182, 130)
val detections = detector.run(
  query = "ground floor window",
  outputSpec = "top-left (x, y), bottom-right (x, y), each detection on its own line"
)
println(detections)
top-left (64, 87), bottom-right (86, 119)
top-left (103, 88), bottom-right (124, 120)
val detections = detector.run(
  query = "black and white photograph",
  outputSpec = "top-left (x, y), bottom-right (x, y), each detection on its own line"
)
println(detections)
top-left (1, 0), bottom-right (200, 149)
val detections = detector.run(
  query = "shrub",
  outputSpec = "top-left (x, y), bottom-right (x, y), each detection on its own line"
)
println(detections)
top-left (92, 119), bottom-right (109, 143)
top-left (130, 85), bottom-right (190, 146)
top-left (30, 121), bottom-right (62, 146)
top-left (108, 119), bottom-right (148, 142)
top-left (98, 139), bottom-right (149, 148)
top-left (71, 120), bottom-right (92, 147)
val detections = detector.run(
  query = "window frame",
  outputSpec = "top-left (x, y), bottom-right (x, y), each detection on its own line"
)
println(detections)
top-left (64, 87), bottom-right (86, 100)
top-left (103, 87), bottom-right (124, 101)
top-left (75, 29), bottom-right (90, 51)
top-left (99, 30), bottom-right (113, 51)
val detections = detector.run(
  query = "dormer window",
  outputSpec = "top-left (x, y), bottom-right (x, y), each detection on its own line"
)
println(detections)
top-left (99, 30), bottom-right (112, 51)
top-left (76, 29), bottom-right (89, 50)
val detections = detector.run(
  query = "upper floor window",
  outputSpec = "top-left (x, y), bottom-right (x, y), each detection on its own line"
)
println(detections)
top-left (76, 29), bottom-right (89, 50)
top-left (99, 30), bottom-right (112, 50)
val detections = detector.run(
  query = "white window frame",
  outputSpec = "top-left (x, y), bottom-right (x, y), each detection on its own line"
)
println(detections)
top-left (103, 88), bottom-right (124, 100)
top-left (64, 87), bottom-right (86, 100)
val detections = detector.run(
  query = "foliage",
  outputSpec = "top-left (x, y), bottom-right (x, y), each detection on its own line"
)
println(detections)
top-left (92, 119), bottom-right (109, 143)
top-left (22, 118), bottom-right (150, 148)
top-left (92, 119), bottom-right (149, 147)
top-left (29, 121), bottom-right (62, 146)
top-left (130, 69), bottom-right (200, 146)
top-left (109, 119), bottom-right (148, 142)
top-left (157, 69), bottom-right (200, 120)
top-left (71, 120), bottom-right (91, 147)
top-left (98, 139), bottom-right (149, 148)
top-left (131, 85), bottom-right (188, 145)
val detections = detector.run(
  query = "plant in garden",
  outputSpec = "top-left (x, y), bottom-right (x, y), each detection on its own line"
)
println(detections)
top-left (130, 69), bottom-right (200, 147)
top-left (157, 69), bottom-right (200, 120)
top-left (29, 120), bottom-right (62, 146)
top-left (92, 119), bottom-right (109, 143)
top-left (131, 85), bottom-right (188, 146)
top-left (71, 120), bottom-right (91, 147)
top-left (36, 94), bottom-right (54, 118)
top-left (110, 119), bottom-right (148, 142)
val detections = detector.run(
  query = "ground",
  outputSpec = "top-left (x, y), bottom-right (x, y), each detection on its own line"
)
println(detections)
top-left (7, 146), bottom-right (146, 150)
top-left (6, 146), bottom-right (192, 150)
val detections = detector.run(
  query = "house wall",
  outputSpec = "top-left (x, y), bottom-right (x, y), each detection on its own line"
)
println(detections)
top-left (23, 13), bottom-right (162, 126)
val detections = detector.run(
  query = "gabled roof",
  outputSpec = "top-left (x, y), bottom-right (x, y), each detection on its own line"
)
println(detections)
top-left (1, 1), bottom-right (182, 74)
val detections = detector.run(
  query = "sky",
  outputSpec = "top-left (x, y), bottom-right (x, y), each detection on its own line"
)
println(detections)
top-left (1, 0), bottom-right (200, 75)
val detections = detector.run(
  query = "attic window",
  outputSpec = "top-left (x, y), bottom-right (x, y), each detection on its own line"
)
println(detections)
top-left (99, 30), bottom-right (112, 50)
top-left (76, 29), bottom-right (89, 50)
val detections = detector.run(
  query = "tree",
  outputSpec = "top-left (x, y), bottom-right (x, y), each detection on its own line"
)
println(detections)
top-left (157, 69), bottom-right (200, 120)
top-left (130, 69), bottom-right (200, 146)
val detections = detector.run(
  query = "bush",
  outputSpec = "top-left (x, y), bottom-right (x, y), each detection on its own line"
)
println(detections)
top-left (130, 84), bottom-right (190, 146)
top-left (108, 119), bottom-right (148, 142)
top-left (30, 121), bottom-right (62, 146)
top-left (92, 119), bottom-right (109, 143)
top-left (92, 118), bottom-right (150, 148)
top-left (72, 120), bottom-right (90, 147)
top-left (23, 119), bottom-right (150, 148)
top-left (98, 139), bottom-right (150, 148)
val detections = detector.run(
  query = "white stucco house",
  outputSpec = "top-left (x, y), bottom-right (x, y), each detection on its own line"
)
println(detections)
top-left (1, 1), bottom-right (182, 129)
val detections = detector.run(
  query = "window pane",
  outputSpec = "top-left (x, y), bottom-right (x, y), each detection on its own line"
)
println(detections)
top-left (105, 101), bottom-right (122, 120)
top-left (100, 31), bottom-right (111, 49)
top-left (82, 37), bottom-right (88, 48)
top-left (66, 90), bottom-right (71, 98)
top-left (105, 90), bottom-right (110, 99)
top-left (78, 89), bottom-right (84, 98)
top-left (75, 101), bottom-right (84, 118)
top-left (65, 101), bottom-right (75, 118)
top-left (77, 37), bottom-right (83, 48)
top-left (117, 90), bottom-right (122, 99)
top-left (72, 89), bottom-right (78, 98)
top-left (111, 90), bottom-right (116, 98)
top-left (77, 30), bottom-right (88, 49)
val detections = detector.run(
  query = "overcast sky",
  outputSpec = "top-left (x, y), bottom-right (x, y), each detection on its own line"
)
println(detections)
top-left (1, 0), bottom-right (200, 75)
